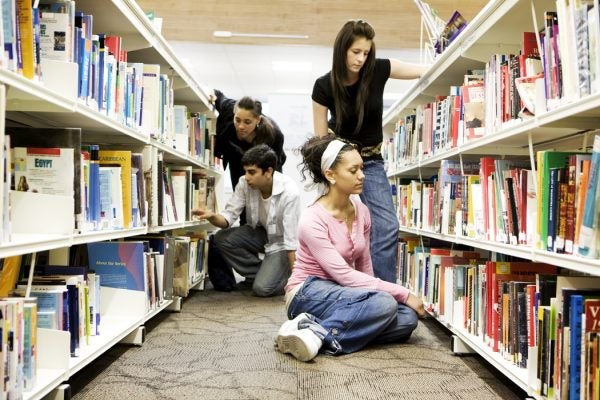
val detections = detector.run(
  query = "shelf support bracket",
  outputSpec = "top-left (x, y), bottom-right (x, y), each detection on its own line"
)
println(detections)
top-left (450, 335), bottom-right (475, 355)
top-left (167, 296), bottom-right (183, 312)
top-left (45, 383), bottom-right (72, 400)
top-left (121, 326), bottom-right (146, 346)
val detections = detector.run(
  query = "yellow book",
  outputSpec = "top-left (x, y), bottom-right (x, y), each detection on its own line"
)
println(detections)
top-left (16, 0), bottom-right (35, 79)
top-left (99, 150), bottom-right (132, 228)
top-left (466, 175), bottom-right (480, 238)
top-left (406, 182), bottom-right (412, 227)
top-left (0, 256), bottom-right (22, 297)
top-left (84, 285), bottom-right (90, 345)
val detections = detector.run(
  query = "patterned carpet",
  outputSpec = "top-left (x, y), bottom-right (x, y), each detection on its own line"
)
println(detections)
top-left (69, 287), bottom-right (526, 400)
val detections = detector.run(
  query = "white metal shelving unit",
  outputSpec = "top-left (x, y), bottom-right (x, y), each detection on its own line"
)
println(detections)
top-left (383, 0), bottom-right (600, 398)
top-left (2, 1), bottom-right (221, 399)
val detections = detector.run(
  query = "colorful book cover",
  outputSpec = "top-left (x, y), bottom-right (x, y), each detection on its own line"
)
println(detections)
top-left (87, 241), bottom-right (146, 291)
top-left (99, 150), bottom-right (132, 228)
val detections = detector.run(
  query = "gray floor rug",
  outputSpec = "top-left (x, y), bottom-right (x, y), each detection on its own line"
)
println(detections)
top-left (69, 287), bottom-right (526, 400)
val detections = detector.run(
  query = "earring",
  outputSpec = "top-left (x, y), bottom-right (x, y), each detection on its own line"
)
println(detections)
top-left (330, 180), bottom-right (336, 185)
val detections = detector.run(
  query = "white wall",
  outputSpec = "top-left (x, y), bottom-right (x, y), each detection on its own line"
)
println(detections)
top-left (267, 93), bottom-right (319, 208)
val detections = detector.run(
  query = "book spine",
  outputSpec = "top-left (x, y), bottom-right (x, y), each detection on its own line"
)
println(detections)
top-left (570, 295), bottom-right (584, 400)
top-left (578, 135), bottom-right (600, 257)
top-left (89, 145), bottom-right (101, 229)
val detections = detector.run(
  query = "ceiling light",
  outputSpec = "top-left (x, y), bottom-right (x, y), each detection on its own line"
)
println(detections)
top-left (213, 30), bottom-right (308, 39)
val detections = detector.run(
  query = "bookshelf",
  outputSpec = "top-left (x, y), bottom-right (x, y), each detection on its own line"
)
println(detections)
top-left (384, 0), bottom-right (600, 398)
top-left (0, 1), bottom-right (222, 399)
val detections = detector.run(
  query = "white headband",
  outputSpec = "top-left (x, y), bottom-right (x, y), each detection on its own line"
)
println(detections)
top-left (320, 139), bottom-right (347, 174)
top-left (305, 139), bottom-right (347, 196)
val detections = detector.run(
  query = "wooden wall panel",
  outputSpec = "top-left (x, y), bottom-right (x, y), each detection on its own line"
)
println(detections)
top-left (136, 0), bottom-right (488, 49)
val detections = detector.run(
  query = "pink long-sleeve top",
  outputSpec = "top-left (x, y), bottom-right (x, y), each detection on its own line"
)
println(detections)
top-left (285, 199), bottom-right (409, 303)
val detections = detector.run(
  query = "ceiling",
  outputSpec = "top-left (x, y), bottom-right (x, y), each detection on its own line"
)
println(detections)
top-left (134, 0), bottom-right (488, 105)
top-left (136, 0), bottom-right (487, 49)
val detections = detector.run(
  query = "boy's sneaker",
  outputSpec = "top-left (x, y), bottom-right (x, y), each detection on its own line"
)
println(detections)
top-left (277, 313), bottom-right (313, 336)
top-left (275, 328), bottom-right (322, 362)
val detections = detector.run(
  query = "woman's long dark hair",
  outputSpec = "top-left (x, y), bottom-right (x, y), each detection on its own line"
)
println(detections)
top-left (331, 19), bottom-right (376, 136)
top-left (235, 96), bottom-right (276, 145)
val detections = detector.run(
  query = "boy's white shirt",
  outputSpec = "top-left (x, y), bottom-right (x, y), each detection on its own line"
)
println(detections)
top-left (220, 171), bottom-right (301, 255)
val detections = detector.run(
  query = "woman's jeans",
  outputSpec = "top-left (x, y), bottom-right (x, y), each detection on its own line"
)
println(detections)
top-left (360, 160), bottom-right (400, 283)
top-left (287, 276), bottom-right (419, 354)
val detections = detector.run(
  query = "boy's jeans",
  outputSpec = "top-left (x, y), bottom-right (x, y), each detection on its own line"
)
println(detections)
top-left (209, 225), bottom-right (288, 297)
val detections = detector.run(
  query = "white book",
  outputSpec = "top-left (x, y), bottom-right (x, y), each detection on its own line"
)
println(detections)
top-left (470, 183), bottom-right (485, 240)
top-left (12, 146), bottom-right (74, 196)
top-left (141, 64), bottom-right (161, 138)
top-left (99, 165), bottom-right (123, 229)
top-left (588, 2), bottom-right (600, 93)
top-left (173, 105), bottom-right (189, 154)
top-left (170, 168), bottom-right (190, 223)
top-left (39, 11), bottom-right (70, 61)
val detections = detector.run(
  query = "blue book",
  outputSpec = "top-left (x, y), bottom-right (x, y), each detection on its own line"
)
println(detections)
top-left (578, 135), bottom-right (600, 257)
top-left (89, 145), bottom-right (101, 228)
top-left (105, 56), bottom-right (114, 117)
top-left (87, 241), bottom-right (147, 291)
top-left (97, 34), bottom-right (106, 111)
top-left (569, 295), bottom-right (584, 400)
top-left (2, 0), bottom-right (16, 70)
top-left (66, 282), bottom-right (79, 356)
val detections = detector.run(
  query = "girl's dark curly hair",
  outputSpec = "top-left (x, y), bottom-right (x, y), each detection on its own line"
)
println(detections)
top-left (299, 135), bottom-right (356, 184)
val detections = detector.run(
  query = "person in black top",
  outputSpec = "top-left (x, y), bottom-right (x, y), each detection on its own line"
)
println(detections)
top-left (211, 90), bottom-right (287, 225)
top-left (312, 19), bottom-right (428, 284)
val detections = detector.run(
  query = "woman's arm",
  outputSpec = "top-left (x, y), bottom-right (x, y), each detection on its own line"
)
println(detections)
top-left (389, 59), bottom-right (430, 80)
top-left (312, 101), bottom-right (330, 137)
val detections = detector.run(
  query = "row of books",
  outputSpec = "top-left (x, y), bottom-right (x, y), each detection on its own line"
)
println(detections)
top-left (544, 3), bottom-right (600, 109)
top-left (0, 229), bottom-right (210, 398)
top-left (389, 1), bottom-right (600, 172)
top-left (397, 240), bottom-right (600, 399)
top-left (393, 138), bottom-right (600, 259)
top-left (0, 296), bottom-right (37, 396)
top-left (0, 1), bottom-right (216, 162)
top-left (383, 32), bottom-right (542, 171)
top-left (1, 127), bottom-right (217, 244)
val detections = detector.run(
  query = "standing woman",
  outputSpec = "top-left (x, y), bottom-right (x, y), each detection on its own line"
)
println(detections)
top-left (275, 135), bottom-right (425, 362)
top-left (311, 19), bottom-right (428, 283)
top-left (211, 89), bottom-right (287, 191)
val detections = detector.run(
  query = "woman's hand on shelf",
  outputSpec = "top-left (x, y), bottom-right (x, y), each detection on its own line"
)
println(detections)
top-left (405, 293), bottom-right (426, 318)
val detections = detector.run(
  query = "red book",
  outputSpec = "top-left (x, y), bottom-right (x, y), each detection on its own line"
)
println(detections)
top-left (480, 158), bottom-right (496, 241)
top-left (104, 36), bottom-right (122, 60)
top-left (522, 31), bottom-right (540, 58)
top-left (526, 284), bottom-right (537, 347)
top-left (450, 95), bottom-right (461, 148)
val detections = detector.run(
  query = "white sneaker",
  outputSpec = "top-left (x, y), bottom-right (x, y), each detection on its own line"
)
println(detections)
top-left (277, 313), bottom-right (312, 336)
top-left (276, 328), bottom-right (322, 362)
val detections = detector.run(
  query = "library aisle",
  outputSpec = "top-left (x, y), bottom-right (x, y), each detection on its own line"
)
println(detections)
top-left (69, 285), bottom-right (526, 400)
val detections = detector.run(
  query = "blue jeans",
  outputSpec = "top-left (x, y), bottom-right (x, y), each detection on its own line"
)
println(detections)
top-left (360, 160), bottom-right (399, 283)
top-left (287, 276), bottom-right (419, 354)
top-left (210, 225), bottom-right (289, 297)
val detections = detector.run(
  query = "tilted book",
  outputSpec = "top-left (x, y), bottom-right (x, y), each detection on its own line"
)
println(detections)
top-left (86, 241), bottom-right (147, 292)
